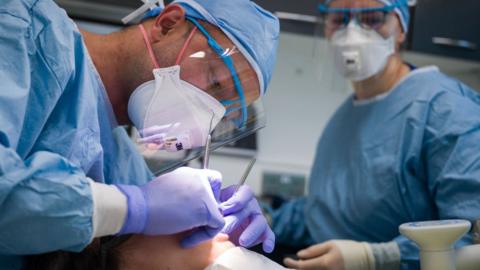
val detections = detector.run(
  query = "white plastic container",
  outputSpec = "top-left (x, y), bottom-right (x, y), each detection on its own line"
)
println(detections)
top-left (399, 220), bottom-right (471, 270)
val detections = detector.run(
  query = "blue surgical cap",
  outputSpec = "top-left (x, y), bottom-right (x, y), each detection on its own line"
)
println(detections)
top-left (324, 0), bottom-right (410, 33)
top-left (378, 0), bottom-right (410, 33)
top-left (146, 0), bottom-right (280, 95)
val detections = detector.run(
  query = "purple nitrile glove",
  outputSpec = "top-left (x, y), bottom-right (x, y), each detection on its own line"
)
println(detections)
top-left (219, 185), bottom-right (276, 253)
top-left (116, 167), bottom-right (224, 248)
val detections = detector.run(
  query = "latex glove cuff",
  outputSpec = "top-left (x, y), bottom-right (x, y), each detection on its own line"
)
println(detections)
top-left (370, 241), bottom-right (401, 270)
top-left (115, 184), bottom-right (148, 235)
top-left (334, 240), bottom-right (375, 270)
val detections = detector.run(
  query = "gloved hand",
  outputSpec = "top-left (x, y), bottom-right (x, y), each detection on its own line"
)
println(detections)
top-left (219, 185), bottom-right (276, 253)
top-left (283, 240), bottom-right (374, 270)
top-left (116, 167), bottom-right (225, 248)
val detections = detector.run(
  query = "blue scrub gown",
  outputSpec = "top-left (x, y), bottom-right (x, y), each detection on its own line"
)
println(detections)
top-left (0, 0), bottom-right (153, 268)
top-left (273, 66), bottom-right (480, 270)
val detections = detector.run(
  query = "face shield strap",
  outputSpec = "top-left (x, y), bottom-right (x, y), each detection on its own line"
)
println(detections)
top-left (185, 17), bottom-right (248, 128)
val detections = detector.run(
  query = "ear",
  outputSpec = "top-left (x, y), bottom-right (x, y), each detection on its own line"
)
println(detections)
top-left (150, 4), bottom-right (186, 42)
top-left (393, 13), bottom-right (407, 44)
top-left (396, 30), bottom-right (406, 44)
top-left (394, 31), bottom-right (406, 52)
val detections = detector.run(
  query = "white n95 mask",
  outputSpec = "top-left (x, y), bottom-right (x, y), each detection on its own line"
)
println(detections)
top-left (330, 22), bottom-right (395, 82)
top-left (127, 65), bottom-right (226, 152)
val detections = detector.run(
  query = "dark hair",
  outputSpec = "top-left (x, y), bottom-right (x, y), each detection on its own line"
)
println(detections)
top-left (23, 236), bottom-right (131, 270)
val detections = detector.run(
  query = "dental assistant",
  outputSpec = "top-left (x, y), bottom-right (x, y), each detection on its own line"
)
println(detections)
top-left (0, 0), bottom-right (280, 268)
top-left (272, 0), bottom-right (480, 270)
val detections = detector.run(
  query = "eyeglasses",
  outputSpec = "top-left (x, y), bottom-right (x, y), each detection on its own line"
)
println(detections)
top-left (319, 4), bottom-right (397, 32)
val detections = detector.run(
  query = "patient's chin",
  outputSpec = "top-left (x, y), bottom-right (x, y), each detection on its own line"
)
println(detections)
top-left (208, 234), bottom-right (235, 263)
top-left (119, 233), bottom-right (236, 270)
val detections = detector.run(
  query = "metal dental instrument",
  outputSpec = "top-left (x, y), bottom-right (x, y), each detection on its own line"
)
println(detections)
top-left (200, 112), bottom-right (255, 194)
top-left (203, 112), bottom-right (215, 169)
top-left (235, 158), bottom-right (257, 193)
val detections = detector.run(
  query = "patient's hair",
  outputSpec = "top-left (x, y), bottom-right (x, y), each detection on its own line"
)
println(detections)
top-left (23, 236), bottom-right (130, 270)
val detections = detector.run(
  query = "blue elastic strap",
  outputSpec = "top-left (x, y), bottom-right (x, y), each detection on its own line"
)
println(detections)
top-left (186, 17), bottom-right (248, 128)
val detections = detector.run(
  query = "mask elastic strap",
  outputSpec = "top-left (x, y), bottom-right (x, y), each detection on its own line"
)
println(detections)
top-left (139, 24), bottom-right (160, 69)
top-left (175, 26), bottom-right (198, 65)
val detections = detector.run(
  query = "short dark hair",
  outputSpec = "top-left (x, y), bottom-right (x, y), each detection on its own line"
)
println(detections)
top-left (23, 236), bottom-right (131, 270)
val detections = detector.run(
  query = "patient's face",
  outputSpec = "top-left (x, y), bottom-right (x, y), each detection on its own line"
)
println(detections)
top-left (119, 233), bottom-right (235, 270)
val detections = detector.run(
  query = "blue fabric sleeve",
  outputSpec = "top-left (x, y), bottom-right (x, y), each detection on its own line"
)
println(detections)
top-left (271, 197), bottom-right (314, 246)
top-left (0, 146), bottom-right (94, 255)
top-left (425, 91), bottom-right (480, 224)
top-left (0, 12), bottom-right (93, 255)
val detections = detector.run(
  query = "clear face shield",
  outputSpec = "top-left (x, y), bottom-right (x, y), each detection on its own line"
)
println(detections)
top-left (314, 0), bottom-right (401, 90)
top-left (129, 16), bottom-right (265, 175)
